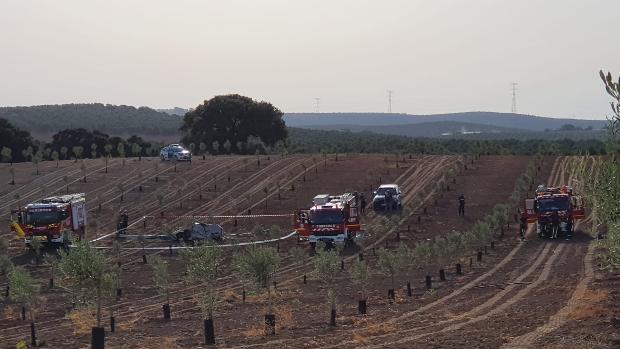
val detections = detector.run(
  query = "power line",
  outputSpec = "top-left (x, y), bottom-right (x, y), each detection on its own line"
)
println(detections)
top-left (387, 90), bottom-right (393, 113)
top-left (511, 83), bottom-right (518, 113)
top-left (314, 98), bottom-right (320, 113)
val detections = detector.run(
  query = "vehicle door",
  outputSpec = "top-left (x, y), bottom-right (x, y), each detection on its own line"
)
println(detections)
top-left (571, 196), bottom-right (586, 219)
top-left (524, 199), bottom-right (537, 223)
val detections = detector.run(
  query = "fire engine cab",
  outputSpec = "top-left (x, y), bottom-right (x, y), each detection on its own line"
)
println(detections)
top-left (11, 193), bottom-right (87, 246)
top-left (294, 193), bottom-right (361, 246)
top-left (524, 185), bottom-right (585, 239)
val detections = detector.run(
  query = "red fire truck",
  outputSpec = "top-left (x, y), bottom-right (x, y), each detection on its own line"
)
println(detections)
top-left (11, 193), bottom-right (87, 246)
top-left (293, 193), bottom-right (361, 246)
top-left (524, 185), bottom-right (585, 239)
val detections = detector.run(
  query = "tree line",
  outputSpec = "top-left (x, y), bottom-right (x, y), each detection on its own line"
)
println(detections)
top-left (0, 121), bottom-right (162, 164)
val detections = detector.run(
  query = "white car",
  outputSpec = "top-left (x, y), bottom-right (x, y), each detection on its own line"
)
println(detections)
top-left (160, 144), bottom-right (192, 161)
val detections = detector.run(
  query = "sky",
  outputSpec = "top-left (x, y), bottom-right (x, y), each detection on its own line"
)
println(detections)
top-left (0, 0), bottom-right (618, 119)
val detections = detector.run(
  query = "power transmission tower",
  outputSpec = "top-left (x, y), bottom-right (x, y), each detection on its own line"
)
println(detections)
top-left (511, 83), bottom-right (518, 113)
top-left (314, 98), bottom-right (320, 113)
top-left (387, 90), bottom-right (393, 113)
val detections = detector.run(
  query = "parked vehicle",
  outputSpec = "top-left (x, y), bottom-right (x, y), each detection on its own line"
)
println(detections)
top-left (372, 184), bottom-right (403, 211)
top-left (523, 185), bottom-right (586, 239)
top-left (10, 193), bottom-right (87, 246)
top-left (293, 193), bottom-right (361, 246)
top-left (160, 144), bottom-right (192, 161)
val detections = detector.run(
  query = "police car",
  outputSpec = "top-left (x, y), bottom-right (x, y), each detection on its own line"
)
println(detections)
top-left (160, 144), bottom-right (192, 161)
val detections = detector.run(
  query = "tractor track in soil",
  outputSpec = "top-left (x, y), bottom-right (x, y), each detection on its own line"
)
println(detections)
top-left (226, 156), bottom-right (563, 349)
top-left (335, 156), bottom-right (597, 349)
top-left (0, 155), bottom-right (457, 345)
top-left (112, 155), bottom-right (316, 262)
top-left (0, 159), bottom-right (121, 215)
top-left (353, 157), bottom-right (594, 348)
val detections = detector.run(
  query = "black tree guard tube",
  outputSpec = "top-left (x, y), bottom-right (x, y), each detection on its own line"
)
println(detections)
top-left (264, 314), bottom-right (276, 336)
top-left (387, 289), bottom-right (395, 301)
top-left (406, 282), bottom-right (412, 297)
top-left (425, 275), bottom-right (432, 289)
top-left (477, 251), bottom-right (483, 262)
top-left (330, 309), bottom-right (336, 326)
top-left (456, 263), bottom-right (462, 275)
top-left (110, 316), bottom-right (115, 333)
top-left (358, 300), bottom-right (367, 314)
top-left (30, 322), bottom-right (36, 347)
top-left (439, 269), bottom-right (446, 281)
top-left (204, 318), bottom-right (215, 345)
top-left (91, 326), bottom-right (105, 349)
top-left (163, 303), bottom-right (171, 320)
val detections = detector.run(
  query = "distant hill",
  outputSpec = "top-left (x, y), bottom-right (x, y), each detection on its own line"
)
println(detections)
top-left (0, 103), bottom-right (182, 141)
top-left (156, 107), bottom-right (188, 116)
top-left (284, 112), bottom-right (607, 131)
top-left (300, 120), bottom-right (608, 140)
top-left (301, 121), bottom-right (526, 138)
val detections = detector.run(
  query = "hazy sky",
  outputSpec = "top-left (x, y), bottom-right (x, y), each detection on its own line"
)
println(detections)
top-left (1, 0), bottom-right (618, 119)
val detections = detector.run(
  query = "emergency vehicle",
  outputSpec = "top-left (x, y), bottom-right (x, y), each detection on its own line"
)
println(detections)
top-left (524, 185), bottom-right (585, 239)
top-left (293, 193), bottom-right (361, 246)
top-left (11, 193), bottom-right (87, 246)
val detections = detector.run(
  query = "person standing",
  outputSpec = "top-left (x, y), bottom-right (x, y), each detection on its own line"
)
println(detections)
top-left (551, 213), bottom-right (560, 239)
top-left (360, 192), bottom-right (367, 215)
top-left (385, 190), bottom-right (393, 212)
top-left (458, 194), bottom-right (465, 217)
top-left (519, 211), bottom-right (528, 241)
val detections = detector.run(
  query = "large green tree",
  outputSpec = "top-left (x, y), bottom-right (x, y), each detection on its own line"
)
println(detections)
top-left (181, 95), bottom-right (287, 154)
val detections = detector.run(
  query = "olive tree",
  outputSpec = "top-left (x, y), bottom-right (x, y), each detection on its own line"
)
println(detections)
top-left (377, 247), bottom-right (406, 301)
top-left (234, 246), bottom-right (280, 335)
top-left (313, 244), bottom-right (340, 326)
top-left (58, 240), bottom-right (114, 348)
top-left (182, 245), bottom-right (223, 344)
top-left (150, 255), bottom-right (172, 320)
top-left (9, 267), bottom-right (40, 346)
top-left (351, 258), bottom-right (370, 314)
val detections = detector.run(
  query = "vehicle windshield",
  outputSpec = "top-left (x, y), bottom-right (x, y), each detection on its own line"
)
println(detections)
top-left (537, 197), bottom-right (569, 212)
top-left (170, 146), bottom-right (185, 152)
top-left (375, 187), bottom-right (396, 196)
top-left (310, 210), bottom-right (344, 225)
top-left (25, 209), bottom-right (61, 226)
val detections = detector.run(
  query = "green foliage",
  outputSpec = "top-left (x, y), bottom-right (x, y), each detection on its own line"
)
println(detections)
top-left (596, 70), bottom-right (620, 267)
top-left (288, 246), bottom-right (308, 265)
top-left (150, 255), bottom-right (171, 304)
top-left (182, 245), bottom-right (222, 284)
top-left (377, 247), bottom-right (405, 289)
top-left (57, 240), bottom-right (113, 326)
top-left (351, 259), bottom-right (369, 299)
top-left (233, 246), bottom-right (279, 290)
top-left (181, 94), bottom-right (287, 155)
top-left (313, 246), bottom-right (339, 284)
top-left (182, 245), bottom-right (223, 318)
top-left (0, 103), bottom-right (180, 137)
top-left (287, 128), bottom-right (607, 156)
top-left (8, 267), bottom-right (40, 320)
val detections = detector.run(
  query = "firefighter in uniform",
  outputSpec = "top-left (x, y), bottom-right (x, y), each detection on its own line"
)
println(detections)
top-left (458, 194), bottom-right (465, 216)
top-left (551, 213), bottom-right (560, 239)
top-left (117, 209), bottom-right (129, 236)
top-left (360, 192), bottom-right (367, 215)
top-left (385, 190), bottom-right (393, 212)
top-left (519, 211), bottom-right (528, 241)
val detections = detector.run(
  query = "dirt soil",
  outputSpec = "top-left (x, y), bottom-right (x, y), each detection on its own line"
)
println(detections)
top-left (0, 155), bottom-right (617, 348)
